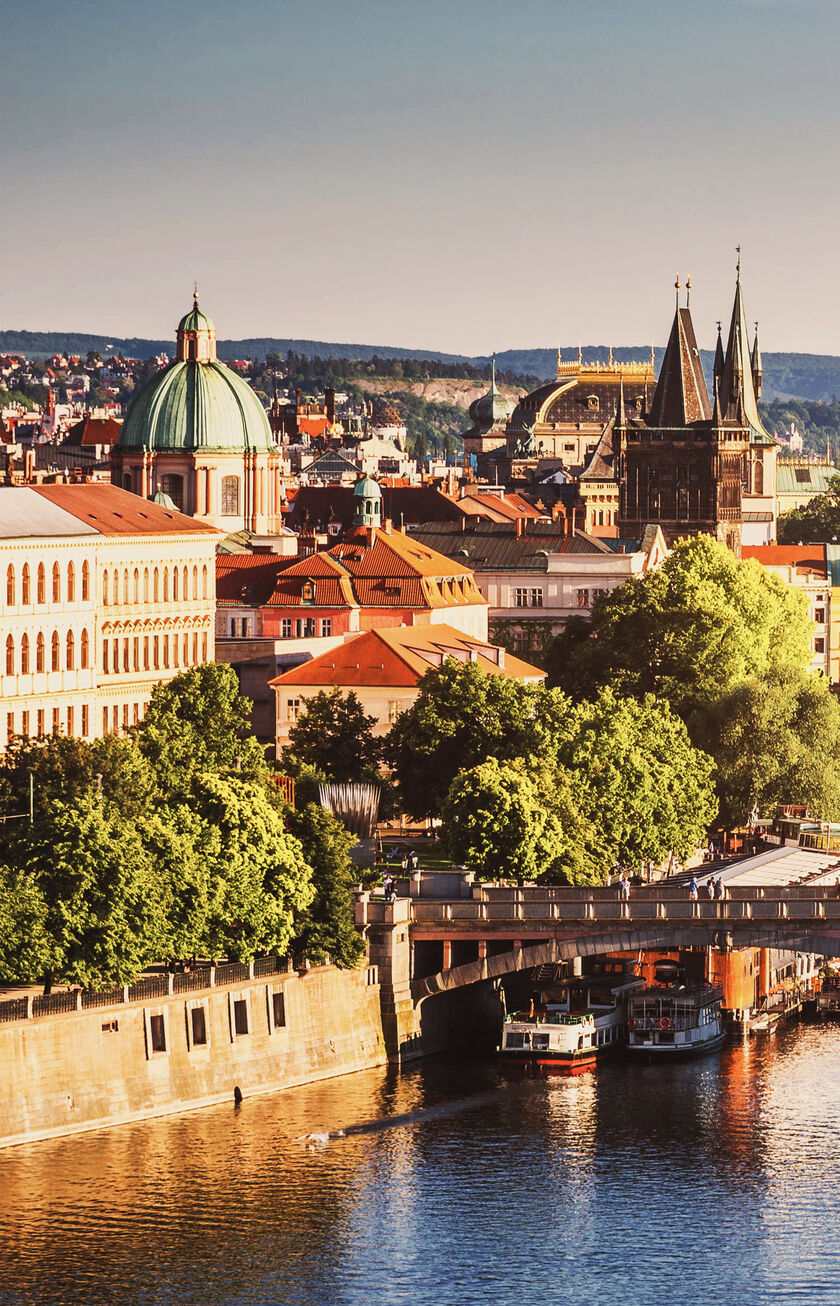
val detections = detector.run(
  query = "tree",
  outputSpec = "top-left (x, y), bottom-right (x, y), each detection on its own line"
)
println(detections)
top-left (546, 535), bottom-right (812, 718)
top-left (285, 688), bottom-right (382, 783)
top-left (0, 732), bottom-right (156, 828)
top-left (777, 475), bottom-right (840, 543)
top-left (385, 659), bottom-right (570, 819)
top-left (689, 673), bottom-right (840, 827)
top-left (136, 663), bottom-right (268, 798)
top-left (443, 759), bottom-right (606, 885)
top-left (286, 803), bottom-right (365, 967)
top-left (556, 688), bottom-right (717, 869)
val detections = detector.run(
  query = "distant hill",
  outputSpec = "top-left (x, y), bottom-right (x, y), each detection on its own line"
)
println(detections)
top-left (2, 331), bottom-right (839, 403)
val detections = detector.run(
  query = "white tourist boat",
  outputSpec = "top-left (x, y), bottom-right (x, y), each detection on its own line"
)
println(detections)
top-left (626, 961), bottom-right (724, 1059)
top-left (498, 962), bottom-right (643, 1075)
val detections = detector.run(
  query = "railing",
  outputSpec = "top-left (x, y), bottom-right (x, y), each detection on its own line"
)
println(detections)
top-left (0, 956), bottom-right (295, 1027)
top-left (629, 1017), bottom-right (697, 1032)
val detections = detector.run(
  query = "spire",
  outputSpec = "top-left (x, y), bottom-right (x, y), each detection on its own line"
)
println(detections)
top-left (712, 372), bottom-right (722, 427)
top-left (647, 292), bottom-right (711, 428)
top-left (751, 321), bottom-right (763, 400)
top-left (193, 282), bottom-right (200, 310)
top-left (718, 260), bottom-right (768, 438)
top-left (490, 353), bottom-right (497, 395)
top-left (713, 321), bottom-right (725, 385)
top-left (616, 376), bottom-right (626, 426)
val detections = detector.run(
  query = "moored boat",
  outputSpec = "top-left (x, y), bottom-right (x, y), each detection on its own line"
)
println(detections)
top-left (498, 962), bottom-right (642, 1075)
top-left (626, 961), bottom-right (724, 1059)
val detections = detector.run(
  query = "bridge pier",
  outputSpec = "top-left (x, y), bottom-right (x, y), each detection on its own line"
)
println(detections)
top-left (357, 895), bottom-right (419, 1062)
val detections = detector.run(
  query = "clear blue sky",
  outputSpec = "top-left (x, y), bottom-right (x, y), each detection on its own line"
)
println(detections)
top-left (2, 0), bottom-right (838, 355)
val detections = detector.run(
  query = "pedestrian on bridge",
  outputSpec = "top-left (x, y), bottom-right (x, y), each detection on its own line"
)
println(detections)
top-left (689, 877), bottom-right (699, 901)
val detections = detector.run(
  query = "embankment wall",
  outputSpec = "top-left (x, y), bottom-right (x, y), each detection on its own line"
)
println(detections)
top-left (0, 964), bottom-right (387, 1150)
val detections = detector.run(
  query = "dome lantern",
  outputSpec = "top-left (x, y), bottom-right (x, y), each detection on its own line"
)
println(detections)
top-left (353, 475), bottom-right (382, 529)
top-left (176, 286), bottom-right (217, 363)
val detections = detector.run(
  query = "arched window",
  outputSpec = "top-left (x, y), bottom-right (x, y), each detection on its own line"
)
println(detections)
top-left (132, 568), bottom-right (139, 604)
top-left (81, 560), bottom-right (89, 601)
top-left (153, 567), bottom-right (160, 602)
top-left (51, 631), bottom-right (60, 672)
top-left (124, 568), bottom-right (129, 602)
top-left (173, 567), bottom-right (179, 601)
top-left (754, 459), bottom-right (764, 496)
top-left (192, 566), bottom-right (198, 600)
top-left (66, 630), bottom-right (75, 670)
top-left (202, 564), bottom-right (208, 599)
top-left (182, 567), bottom-right (188, 601)
top-left (163, 568), bottom-right (169, 602)
top-left (5, 634), bottom-right (14, 675)
top-left (22, 564), bottom-right (30, 604)
top-left (103, 570), bottom-right (110, 605)
top-left (36, 633), bottom-right (45, 673)
top-left (20, 633), bottom-right (29, 674)
top-left (6, 564), bottom-right (15, 606)
top-left (80, 628), bottom-right (89, 669)
top-left (161, 474), bottom-right (184, 511)
top-left (67, 561), bottom-right (75, 602)
top-left (123, 473), bottom-right (132, 492)
top-left (52, 561), bottom-right (61, 602)
top-left (37, 563), bottom-right (46, 604)
top-left (143, 568), bottom-right (149, 603)
top-left (221, 475), bottom-right (240, 516)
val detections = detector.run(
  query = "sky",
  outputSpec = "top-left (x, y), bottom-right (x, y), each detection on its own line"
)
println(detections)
top-left (2, 0), bottom-right (839, 356)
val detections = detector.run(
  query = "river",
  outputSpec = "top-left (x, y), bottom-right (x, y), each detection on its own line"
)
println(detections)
top-left (2, 1020), bottom-right (839, 1305)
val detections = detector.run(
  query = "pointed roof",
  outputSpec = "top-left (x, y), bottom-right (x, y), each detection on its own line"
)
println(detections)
top-left (580, 420), bottom-right (617, 483)
top-left (751, 321), bottom-right (762, 377)
top-left (713, 323), bottom-right (725, 382)
top-left (718, 273), bottom-right (773, 443)
top-left (647, 307), bottom-right (711, 427)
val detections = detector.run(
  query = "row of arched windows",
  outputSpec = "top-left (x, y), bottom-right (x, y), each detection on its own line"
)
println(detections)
top-left (4, 629), bottom-right (90, 676)
top-left (102, 564), bottom-right (210, 605)
top-left (5, 560), bottom-right (90, 607)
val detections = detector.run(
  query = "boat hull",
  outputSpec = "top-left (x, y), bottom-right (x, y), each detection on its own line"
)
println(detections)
top-left (627, 1030), bottom-right (725, 1060)
top-left (498, 1044), bottom-right (620, 1076)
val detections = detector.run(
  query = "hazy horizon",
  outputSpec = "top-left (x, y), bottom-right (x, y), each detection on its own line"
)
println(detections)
top-left (2, 1), bottom-right (839, 356)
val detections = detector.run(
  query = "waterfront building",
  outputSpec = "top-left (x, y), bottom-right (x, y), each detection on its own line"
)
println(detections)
top-left (269, 622), bottom-right (544, 753)
top-left (0, 483), bottom-right (218, 748)
top-left (111, 293), bottom-right (286, 534)
top-left (742, 543), bottom-right (836, 679)
top-left (408, 519), bottom-right (667, 656)
top-left (616, 268), bottom-right (778, 550)
top-left (775, 456), bottom-right (840, 517)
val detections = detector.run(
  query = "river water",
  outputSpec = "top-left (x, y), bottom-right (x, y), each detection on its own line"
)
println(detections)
top-left (2, 1020), bottom-right (839, 1306)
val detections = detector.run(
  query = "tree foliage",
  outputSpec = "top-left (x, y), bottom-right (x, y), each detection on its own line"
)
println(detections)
top-left (777, 475), bottom-right (840, 544)
top-left (285, 688), bottom-right (382, 783)
top-left (286, 803), bottom-right (366, 967)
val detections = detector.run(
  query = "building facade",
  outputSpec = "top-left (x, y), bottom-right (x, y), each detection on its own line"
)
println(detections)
top-left (0, 484), bottom-right (218, 748)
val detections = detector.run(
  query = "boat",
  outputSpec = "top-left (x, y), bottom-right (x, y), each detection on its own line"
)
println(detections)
top-left (498, 960), bottom-right (643, 1075)
top-left (626, 960), bottom-right (724, 1059)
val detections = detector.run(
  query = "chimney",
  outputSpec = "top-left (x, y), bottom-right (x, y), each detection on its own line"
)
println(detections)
top-left (325, 387), bottom-right (336, 424)
top-left (294, 388), bottom-right (302, 411)
top-left (384, 517), bottom-right (393, 534)
top-left (516, 516), bottom-right (526, 537)
top-left (497, 646), bottom-right (505, 668)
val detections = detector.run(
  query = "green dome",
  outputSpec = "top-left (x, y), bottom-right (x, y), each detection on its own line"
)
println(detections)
top-left (177, 304), bottom-right (216, 334)
top-left (354, 476), bottom-right (381, 498)
top-left (118, 360), bottom-right (274, 453)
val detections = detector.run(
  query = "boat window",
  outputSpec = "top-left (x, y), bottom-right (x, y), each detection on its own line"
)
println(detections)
top-left (506, 1032), bottom-right (528, 1049)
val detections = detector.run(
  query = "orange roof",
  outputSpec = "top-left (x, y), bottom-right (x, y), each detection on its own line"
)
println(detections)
top-left (743, 544), bottom-right (827, 579)
top-left (330, 527), bottom-right (477, 580)
top-left (269, 623), bottom-right (544, 689)
top-left (31, 484), bottom-right (221, 536)
top-left (458, 492), bottom-right (543, 523)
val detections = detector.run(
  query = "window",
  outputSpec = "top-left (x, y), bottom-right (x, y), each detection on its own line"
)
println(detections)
top-left (161, 474), bottom-right (183, 511)
top-left (143, 568), bottom-right (149, 603)
top-left (514, 588), bottom-right (543, 608)
top-left (221, 475), bottom-right (241, 516)
top-left (103, 570), bottom-right (109, 605)
top-left (81, 705), bottom-right (88, 736)
top-left (52, 708), bottom-right (59, 735)
top-left (37, 709), bottom-right (44, 737)
top-left (815, 607), bottom-right (825, 624)
top-left (163, 568), bottom-right (169, 602)
top-left (163, 635), bottom-right (170, 668)
top-left (233, 999), bottom-right (249, 1036)
top-left (287, 697), bottom-right (301, 723)
top-left (22, 564), bottom-right (30, 604)
top-left (36, 633), bottom-right (44, 673)
top-left (149, 1014), bottom-right (166, 1053)
top-left (577, 589), bottom-right (591, 608)
top-left (173, 636), bottom-right (179, 668)
top-left (6, 712), bottom-right (13, 744)
top-left (133, 637), bottom-right (140, 670)
top-left (67, 561), bottom-right (75, 602)
top-left (272, 992), bottom-right (286, 1029)
top-left (201, 632), bottom-right (208, 662)
top-left (133, 569), bottom-right (139, 603)
top-left (815, 637), bottom-right (826, 654)
top-left (172, 568), bottom-right (179, 602)
top-left (102, 706), bottom-right (109, 735)
top-left (103, 641), bottom-right (109, 674)
top-left (5, 635), bottom-right (14, 675)
top-left (144, 637), bottom-right (150, 670)
top-left (153, 635), bottom-right (160, 669)
top-left (112, 705), bottom-right (119, 733)
top-left (123, 638), bottom-right (129, 672)
top-left (297, 618), bottom-right (316, 637)
top-left (182, 567), bottom-right (188, 601)
top-left (37, 563), bottom-right (46, 604)
top-left (66, 630), bottom-right (75, 670)
top-left (202, 564), bottom-right (208, 599)
top-left (52, 562), bottom-right (61, 603)
top-left (6, 564), bottom-right (14, 606)
top-left (190, 1006), bottom-right (207, 1046)
top-left (281, 618), bottom-right (293, 638)
top-left (192, 632), bottom-right (198, 663)
top-left (388, 700), bottom-right (404, 724)
top-left (153, 568), bottom-right (159, 603)
top-left (192, 567), bottom-right (198, 600)
top-left (20, 633), bottom-right (29, 674)
top-left (320, 619), bottom-right (332, 637)
top-left (112, 570), bottom-right (119, 605)
top-left (51, 631), bottom-right (59, 672)
top-left (21, 710), bottom-right (29, 737)
top-left (81, 560), bottom-right (89, 601)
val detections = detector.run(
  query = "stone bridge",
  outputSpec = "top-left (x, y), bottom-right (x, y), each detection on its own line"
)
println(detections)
top-left (355, 881), bottom-right (840, 1061)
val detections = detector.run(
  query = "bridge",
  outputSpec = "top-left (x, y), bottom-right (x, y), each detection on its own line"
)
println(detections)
top-left (355, 880), bottom-right (840, 1061)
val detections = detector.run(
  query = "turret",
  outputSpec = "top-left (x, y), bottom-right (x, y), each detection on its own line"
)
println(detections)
top-left (713, 322), bottom-right (725, 388)
top-left (751, 322), bottom-right (763, 400)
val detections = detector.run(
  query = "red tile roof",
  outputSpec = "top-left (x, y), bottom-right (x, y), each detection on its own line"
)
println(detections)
top-left (743, 545), bottom-right (827, 579)
top-left (269, 624), bottom-right (544, 689)
top-left (31, 484), bottom-right (221, 536)
top-left (62, 415), bottom-right (122, 447)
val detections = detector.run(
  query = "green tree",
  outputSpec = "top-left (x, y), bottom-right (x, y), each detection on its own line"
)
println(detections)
top-left (547, 534), bottom-right (812, 717)
top-left (777, 475), bottom-right (840, 543)
top-left (286, 803), bottom-right (365, 967)
top-left (385, 659), bottom-right (570, 819)
top-left (136, 663), bottom-right (268, 798)
top-left (557, 688), bottom-right (717, 868)
top-left (443, 759), bottom-right (605, 884)
top-left (285, 688), bottom-right (382, 782)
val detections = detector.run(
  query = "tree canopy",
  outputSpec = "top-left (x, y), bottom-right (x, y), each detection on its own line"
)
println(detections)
top-left (285, 803), bottom-right (366, 967)
top-left (284, 688), bottom-right (383, 783)
top-left (777, 475), bottom-right (840, 544)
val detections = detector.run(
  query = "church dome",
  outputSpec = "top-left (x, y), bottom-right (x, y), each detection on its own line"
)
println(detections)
top-left (354, 475), bottom-right (382, 500)
top-left (118, 294), bottom-right (274, 454)
top-left (467, 362), bottom-right (516, 433)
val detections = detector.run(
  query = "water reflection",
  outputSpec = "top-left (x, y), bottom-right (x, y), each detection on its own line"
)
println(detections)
top-left (2, 1025), bottom-right (840, 1305)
